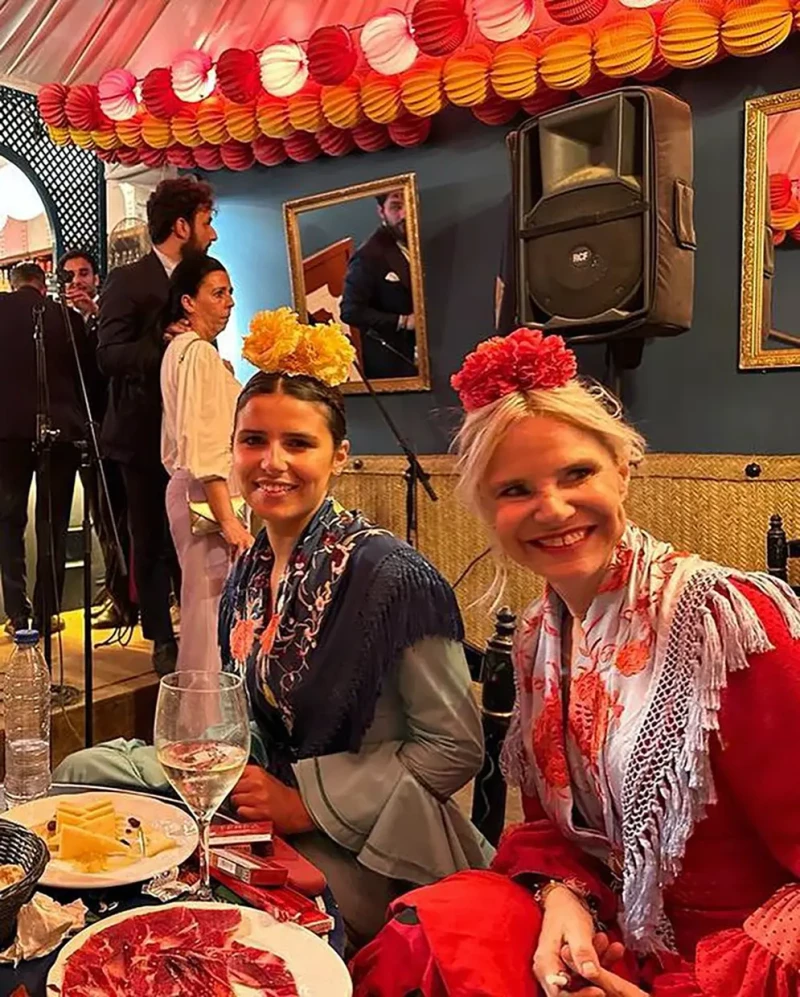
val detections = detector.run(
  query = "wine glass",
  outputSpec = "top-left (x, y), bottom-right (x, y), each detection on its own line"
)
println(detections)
top-left (154, 670), bottom-right (250, 900)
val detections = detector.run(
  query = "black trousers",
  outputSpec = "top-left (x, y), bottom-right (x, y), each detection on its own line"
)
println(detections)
top-left (121, 460), bottom-right (180, 643)
top-left (0, 439), bottom-right (80, 626)
top-left (85, 457), bottom-right (137, 622)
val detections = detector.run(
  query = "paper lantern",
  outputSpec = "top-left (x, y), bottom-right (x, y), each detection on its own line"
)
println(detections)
top-left (620, 0), bottom-right (661, 6)
top-left (472, 92), bottom-right (520, 125)
top-left (400, 57), bottom-right (446, 117)
top-left (47, 124), bottom-right (71, 146)
top-left (116, 114), bottom-right (144, 148)
top-left (172, 49), bottom-right (216, 102)
top-left (317, 124), bottom-right (356, 156)
top-left (260, 41), bottom-right (308, 98)
top-left (770, 198), bottom-right (800, 231)
top-left (321, 76), bottom-right (365, 128)
top-left (521, 86), bottom-right (570, 116)
top-left (253, 134), bottom-right (288, 166)
top-left (220, 140), bottom-right (255, 171)
top-left (69, 127), bottom-right (94, 149)
top-left (38, 83), bottom-right (69, 127)
top-left (594, 11), bottom-right (657, 77)
top-left (474, 0), bottom-right (535, 42)
top-left (307, 25), bottom-right (357, 85)
top-left (361, 73), bottom-right (403, 124)
top-left (352, 121), bottom-right (391, 152)
top-left (216, 48), bottom-right (261, 103)
top-left (539, 28), bottom-right (594, 89)
top-left (284, 131), bottom-right (321, 163)
top-left (256, 92), bottom-right (294, 137)
top-left (361, 10), bottom-right (419, 75)
top-left (98, 69), bottom-right (138, 122)
top-left (491, 39), bottom-right (539, 100)
top-left (546, 0), bottom-right (608, 24)
top-left (141, 147), bottom-right (167, 168)
top-left (0, 164), bottom-right (45, 221)
top-left (771, 173), bottom-right (792, 211)
top-left (171, 106), bottom-right (203, 147)
top-left (225, 99), bottom-right (259, 142)
top-left (721, 0), bottom-right (792, 57)
top-left (774, 228), bottom-right (787, 245)
top-left (790, 223), bottom-right (800, 243)
top-left (117, 146), bottom-right (143, 166)
top-left (389, 113), bottom-right (433, 147)
top-left (576, 74), bottom-right (619, 97)
top-left (658, 0), bottom-right (722, 69)
top-left (197, 95), bottom-right (230, 145)
top-left (95, 147), bottom-right (118, 163)
top-left (166, 144), bottom-right (196, 168)
top-left (65, 83), bottom-right (102, 131)
top-left (287, 82), bottom-right (326, 133)
top-left (412, 0), bottom-right (470, 56)
top-left (141, 112), bottom-right (172, 149)
top-left (193, 143), bottom-right (224, 170)
top-left (142, 67), bottom-right (184, 120)
top-left (91, 127), bottom-right (121, 151)
top-left (443, 44), bottom-right (493, 107)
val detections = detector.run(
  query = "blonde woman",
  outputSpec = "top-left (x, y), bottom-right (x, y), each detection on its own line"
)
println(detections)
top-left (352, 328), bottom-right (800, 997)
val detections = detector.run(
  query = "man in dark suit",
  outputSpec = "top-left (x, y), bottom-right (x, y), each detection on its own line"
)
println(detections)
top-left (340, 190), bottom-right (418, 381)
top-left (97, 177), bottom-right (217, 674)
top-left (0, 264), bottom-right (91, 634)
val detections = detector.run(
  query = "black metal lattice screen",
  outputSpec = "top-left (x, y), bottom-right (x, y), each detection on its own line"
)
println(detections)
top-left (0, 84), bottom-right (105, 271)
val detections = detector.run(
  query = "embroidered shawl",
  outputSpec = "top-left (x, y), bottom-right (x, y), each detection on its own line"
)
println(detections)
top-left (502, 523), bottom-right (800, 954)
top-left (219, 498), bottom-right (464, 784)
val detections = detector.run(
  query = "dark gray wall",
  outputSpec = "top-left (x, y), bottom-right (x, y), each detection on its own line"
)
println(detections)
top-left (211, 38), bottom-right (800, 458)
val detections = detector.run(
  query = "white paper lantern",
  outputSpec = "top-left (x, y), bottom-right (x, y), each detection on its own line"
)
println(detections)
top-left (259, 41), bottom-right (308, 97)
top-left (0, 164), bottom-right (45, 222)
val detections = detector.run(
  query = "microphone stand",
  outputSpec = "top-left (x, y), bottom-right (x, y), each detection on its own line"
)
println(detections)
top-left (362, 328), bottom-right (419, 374)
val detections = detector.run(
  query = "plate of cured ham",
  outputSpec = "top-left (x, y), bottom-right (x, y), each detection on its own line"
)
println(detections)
top-left (46, 901), bottom-right (352, 997)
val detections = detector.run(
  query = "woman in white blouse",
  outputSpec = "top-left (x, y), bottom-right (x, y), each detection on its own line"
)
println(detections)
top-left (160, 254), bottom-right (254, 673)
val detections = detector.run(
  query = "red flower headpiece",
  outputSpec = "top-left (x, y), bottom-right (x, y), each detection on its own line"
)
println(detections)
top-left (451, 328), bottom-right (578, 412)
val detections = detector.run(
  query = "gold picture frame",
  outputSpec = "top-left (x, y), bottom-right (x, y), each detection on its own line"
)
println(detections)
top-left (283, 172), bottom-right (431, 394)
top-left (740, 88), bottom-right (800, 369)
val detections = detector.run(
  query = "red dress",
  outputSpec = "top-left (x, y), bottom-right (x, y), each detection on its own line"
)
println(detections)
top-left (351, 583), bottom-right (800, 996)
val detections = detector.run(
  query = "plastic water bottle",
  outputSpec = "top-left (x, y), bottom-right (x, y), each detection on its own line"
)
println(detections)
top-left (4, 629), bottom-right (51, 806)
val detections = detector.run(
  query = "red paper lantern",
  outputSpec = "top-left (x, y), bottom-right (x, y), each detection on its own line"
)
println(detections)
top-left (95, 147), bottom-right (118, 163)
top-left (472, 92), bottom-right (520, 125)
top-left (217, 48), bottom-right (261, 103)
top-left (521, 87), bottom-right (569, 116)
top-left (166, 144), bottom-right (196, 168)
top-left (352, 121), bottom-right (391, 152)
top-left (193, 143), bottom-right (224, 170)
top-left (576, 74), bottom-right (619, 97)
top-left (388, 113), bottom-right (432, 147)
top-left (545, 0), bottom-right (608, 25)
top-left (284, 131), bottom-right (321, 162)
top-left (142, 67), bottom-right (184, 120)
top-left (771, 173), bottom-right (793, 211)
top-left (253, 135), bottom-right (288, 166)
top-left (412, 0), bottom-right (470, 57)
top-left (116, 146), bottom-right (143, 166)
top-left (317, 125), bottom-right (356, 157)
top-left (141, 147), bottom-right (167, 168)
top-left (220, 140), bottom-right (255, 171)
top-left (65, 84), bottom-right (103, 131)
top-left (38, 83), bottom-right (69, 128)
top-left (307, 25), bottom-right (357, 85)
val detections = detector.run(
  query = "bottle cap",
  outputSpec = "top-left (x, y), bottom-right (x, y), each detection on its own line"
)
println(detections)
top-left (13, 629), bottom-right (40, 645)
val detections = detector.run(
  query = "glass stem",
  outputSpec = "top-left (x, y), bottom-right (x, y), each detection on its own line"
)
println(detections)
top-left (197, 816), bottom-right (212, 897)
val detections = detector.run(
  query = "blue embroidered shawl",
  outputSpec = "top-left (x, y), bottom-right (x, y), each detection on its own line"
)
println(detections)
top-left (218, 498), bottom-right (464, 783)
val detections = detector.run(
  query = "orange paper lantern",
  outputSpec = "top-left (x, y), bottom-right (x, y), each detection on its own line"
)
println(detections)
top-left (307, 25), bottom-right (357, 86)
top-left (193, 143), bottom-right (224, 170)
top-left (721, 0), bottom-right (792, 57)
top-left (166, 144), bottom-right (196, 168)
top-left (658, 0), bottom-right (722, 69)
top-left (116, 114), bottom-right (144, 148)
top-left (317, 124), bottom-right (356, 156)
top-left (91, 127), bottom-right (120, 151)
top-left (521, 86), bottom-right (570, 117)
top-left (171, 106), bottom-right (203, 147)
top-left (288, 82), bottom-right (326, 133)
top-left (472, 92), bottom-right (520, 125)
top-left (491, 40), bottom-right (539, 101)
top-left (224, 99), bottom-right (258, 143)
top-left (221, 140), bottom-right (255, 171)
top-left (38, 83), bottom-right (70, 128)
top-left (197, 95), bottom-right (230, 145)
top-left (389, 112), bottom-right (433, 147)
top-left (443, 44), bottom-right (493, 107)
top-left (474, 0), bottom-right (535, 42)
top-left (352, 121), bottom-right (391, 152)
top-left (141, 112), bottom-right (172, 149)
top-left (253, 135), bottom-right (288, 166)
top-left (545, 0), bottom-right (608, 25)
top-left (256, 93), bottom-right (293, 138)
top-left (217, 48), bottom-right (261, 103)
top-left (284, 131), bottom-right (322, 163)
top-left (399, 57), bottom-right (445, 117)
top-left (142, 67), bottom-right (185, 120)
top-left (46, 124), bottom-right (71, 145)
top-left (594, 11), bottom-right (657, 77)
top-left (69, 127), bottom-right (93, 149)
top-left (771, 197), bottom-right (800, 231)
top-left (539, 28), bottom-right (594, 89)
top-left (361, 73), bottom-right (403, 124)
top-left (321, 77), bottom-right (365, 129)
top-left (412, 0), bottom-right (470, 56)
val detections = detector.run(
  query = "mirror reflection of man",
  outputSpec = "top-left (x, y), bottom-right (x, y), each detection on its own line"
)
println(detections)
top-left (340, 190), bottom-right (418, 380)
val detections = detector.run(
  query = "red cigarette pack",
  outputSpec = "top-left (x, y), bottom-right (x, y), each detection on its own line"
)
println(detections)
top-left (212, 869), bottom-right (334, 936)
top-left (210, 847), bottom-right (288, 887)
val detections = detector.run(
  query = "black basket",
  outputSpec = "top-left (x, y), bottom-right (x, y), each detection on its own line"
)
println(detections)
top-left (0, 818), bottom-right (48, 947)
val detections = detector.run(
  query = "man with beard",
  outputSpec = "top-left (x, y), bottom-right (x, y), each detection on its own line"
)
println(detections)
top-left (340, 190), bottom-right (417, 380)
top-left (97, 178), bottom-right (217, 674)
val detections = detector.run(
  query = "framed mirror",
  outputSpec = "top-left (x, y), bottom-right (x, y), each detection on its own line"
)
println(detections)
top-left (283, 172), bottom-right (430, 394)
top-left (741, 88), bottom-right (800, 368)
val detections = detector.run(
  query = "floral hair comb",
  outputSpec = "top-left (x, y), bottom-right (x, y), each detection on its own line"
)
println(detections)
top-left (243, 307), bottom-right (356, 388)
top-left (450, 327), bottom-right (578, 412)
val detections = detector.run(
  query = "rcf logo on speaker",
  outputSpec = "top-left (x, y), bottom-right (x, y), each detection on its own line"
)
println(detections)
top-left (570, 246), bottom-right (593, 268)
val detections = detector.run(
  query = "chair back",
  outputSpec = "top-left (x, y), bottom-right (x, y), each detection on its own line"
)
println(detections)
top-left (767, 513), bottom-right (800, 595)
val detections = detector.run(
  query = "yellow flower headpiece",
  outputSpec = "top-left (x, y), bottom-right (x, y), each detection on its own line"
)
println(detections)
top-left (242, 307), bottom-right (356, 388)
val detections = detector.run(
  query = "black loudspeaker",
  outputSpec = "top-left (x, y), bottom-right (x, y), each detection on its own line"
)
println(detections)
top-left (508, 87), bottom-right (696, 368)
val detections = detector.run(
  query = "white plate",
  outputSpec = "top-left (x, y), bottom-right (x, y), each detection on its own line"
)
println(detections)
top-left (48, 901), bottom-right (352, 997)
top-left (3, 791), bottom-right (198, 889)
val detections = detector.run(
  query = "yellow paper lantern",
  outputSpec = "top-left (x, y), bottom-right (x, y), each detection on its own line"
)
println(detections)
top-left (225, 99), bottom-right (259, 143)
top-left (321, 76), bottom-right (365, 129)
top-left (539, 28), bottom-right (594, 90)
top-left (141, 112), bottom-right (172, 149)
top-left (658, 0), bottom-right (722, 69)
top-left (443, 44), bottom-right (493, 107)
top-left (91, 127), bottom-right (121, 150)
top-left (197, 95), bottom-right (230, 145)
top-left (361, 72), bottom-right (403, 124)
top-left (721, 0), bottom-right (792, 57)
top-left (172, 107), bottom-right (203, 147)
top-left (399, 56), bottom-right (445, 117)
top-left (47, 124), bottom-right (71, 146)
top-left (490, 39), bottom-right (539, 101)
top-left (288, 82), bottom-right (326, 133)
top-left (69, 127), bottom-right (93, 149)
top-left (256, 92), bottom-right (294, 138)
top-left (594, 11), bottom-right (657, 77)
top-left (115, 114), bottom-right (144, 148)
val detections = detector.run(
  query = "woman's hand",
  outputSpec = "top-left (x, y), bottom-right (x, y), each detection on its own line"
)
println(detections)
top-left (534, 885), bottom-right (604, 996)
top-left (230, 764), bottom-right (315, 836)
top-left (221, 517), bottom-right (254, 555)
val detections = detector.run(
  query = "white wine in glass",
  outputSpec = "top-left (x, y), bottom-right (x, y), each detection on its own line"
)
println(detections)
top-left (155, 670), bottom-right (249, 899)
